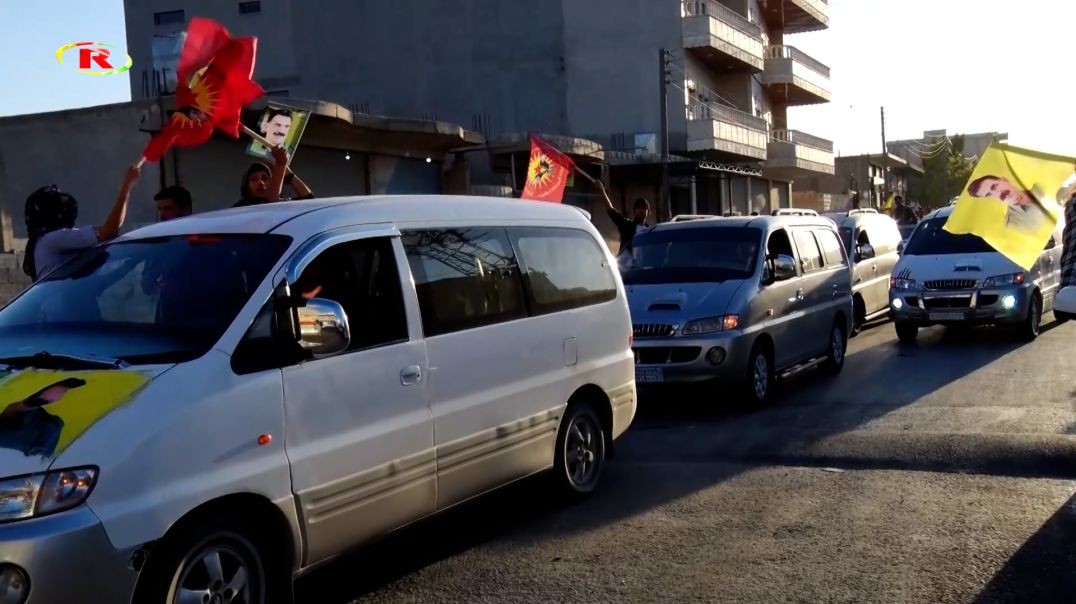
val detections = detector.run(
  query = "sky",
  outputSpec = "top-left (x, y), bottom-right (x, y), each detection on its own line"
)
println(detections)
top-left (2, 0), bottom-right (1076, 158)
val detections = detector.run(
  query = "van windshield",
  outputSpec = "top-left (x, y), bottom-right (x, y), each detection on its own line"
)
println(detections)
top-left (0, 234), bottom-right (291, 365)
top-left (619, 227), bottom-right (761, 285)
top-left (902, 217), bottom-right (995, 256)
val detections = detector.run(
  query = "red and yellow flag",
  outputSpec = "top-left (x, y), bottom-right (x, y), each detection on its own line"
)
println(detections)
top-left (143, 18), bottom-right (264, 163)
top-left (521, 136), bottom-right (573, 203)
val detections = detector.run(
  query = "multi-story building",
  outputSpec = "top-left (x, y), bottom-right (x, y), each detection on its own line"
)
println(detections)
top-left (888, 130), bottom-right (1008, 164)
top-left (792, 152), bottom-right (924, 213)
top-left (124, 0), bottom-right (833, 218)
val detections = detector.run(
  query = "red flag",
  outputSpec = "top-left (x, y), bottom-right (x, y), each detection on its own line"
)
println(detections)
top-left (521, 136), bottom-right (574, 203)
top-left (143, 18), bottom-right (264, 163)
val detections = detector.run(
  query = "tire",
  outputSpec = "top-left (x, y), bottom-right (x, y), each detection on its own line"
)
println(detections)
top-left (1020, 294), bottom-right (1042, 341)
top-left (742, 343), bottom-right (774, 407)
top-left (895, 321), bottom-right (918, 344)
top-left (552, 402), bottom-right (606, 499)
top-left (850, 297), bottom-right (865, 337)
top-left (1055, 310), bottom-right (1073, 324)
top-left (823, 320), bottom-right (847, 375)
top-left (135, 509), bottom-right (288, 604)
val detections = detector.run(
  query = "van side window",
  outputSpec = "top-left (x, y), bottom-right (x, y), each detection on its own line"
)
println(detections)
top-left (792, 230), bottom-right (824, 273)
top-left (293, 237), bottom-right (408, 351)
top-left (402, 229), bottom-right (526, 337)
top-left (509, 227), bottom-right (617, 315)
top-left (764, 228), bottom-right (796, 280)
top-left (815, 229), bottom-right (846, 268)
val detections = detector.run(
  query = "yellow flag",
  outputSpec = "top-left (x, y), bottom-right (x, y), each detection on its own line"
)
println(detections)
top-left (944, 143), bottom-right (1073, 270)
top-left (883, 194), bottom-right (895, 211)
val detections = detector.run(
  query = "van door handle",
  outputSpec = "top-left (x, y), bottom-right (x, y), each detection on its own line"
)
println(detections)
top-left (796, 288), bottom-right (805, 302)
top-left (872, 264), bottom-right (878, 272)
top-left (400, 365), bottom-right (422, 386)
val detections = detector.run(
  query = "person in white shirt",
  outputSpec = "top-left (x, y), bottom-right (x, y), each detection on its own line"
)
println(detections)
top-left (23, 165), bottom-right (141, 281)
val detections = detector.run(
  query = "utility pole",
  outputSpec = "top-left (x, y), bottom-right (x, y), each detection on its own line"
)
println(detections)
top-left (659, 48), bottom-right (672, 221)
top-left (880, 106), bottom-right (889, 206)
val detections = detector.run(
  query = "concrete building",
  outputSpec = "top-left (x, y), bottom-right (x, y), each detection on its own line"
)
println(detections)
top-left (123, 0), bottom-right (834, 220)
top-left (888, 130), bottom-right (1008, 164)
top-left (791, 152), bottom-right (924, 213)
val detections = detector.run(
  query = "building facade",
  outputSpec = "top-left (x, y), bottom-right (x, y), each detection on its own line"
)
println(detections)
top-left (888, 130), bottom-right (1008, 164)
top-left (791, 152), bottom-right (925, 213)
top-left (124, 0), bottom-right (834, 219)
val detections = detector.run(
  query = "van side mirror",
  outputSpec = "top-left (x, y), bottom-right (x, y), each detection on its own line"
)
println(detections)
top-left (296, 298), bottom-right (351, 358)
top-left (772, 254), bottom-right (797, 281)
top-left (857, 243), bottom-right (876, 261)
top-left (897, 241), bottom-right (905, 255)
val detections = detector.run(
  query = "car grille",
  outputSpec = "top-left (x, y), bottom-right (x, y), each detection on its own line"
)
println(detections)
top-left (924, 279), bottom-right (976, 290)
top-left (634, 347), bottom-right (701, 365)
top-left (924, 296), bottom-right (972, 309)
top-left (633, 323), bottom-right (675, 338)
top-left (978, 294), bottom-right (999, 307)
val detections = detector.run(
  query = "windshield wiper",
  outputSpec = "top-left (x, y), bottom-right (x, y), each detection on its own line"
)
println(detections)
top-left (0, 351), bottom-right (129, 371)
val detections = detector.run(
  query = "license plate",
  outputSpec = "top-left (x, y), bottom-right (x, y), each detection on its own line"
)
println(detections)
top-left (635, 367), bottom-right (665, 384)
top-left (929, 312), bottom-right (965, 321)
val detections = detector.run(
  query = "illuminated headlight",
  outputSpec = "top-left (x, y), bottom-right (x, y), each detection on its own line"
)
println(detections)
top-left (682, 315), bottom-right (739, 335)
top-left (890, 278), bottom-right (919, 290)
top-left (1002, 295), bottom-right (1017, 310)
top-left (983, 272), bottom-right (1027, 288)
top-left (891, 298), bottom-right (904, 310)
top-left (0, 468), bottom-right (97, 523)
top-left (0, 565), bottom-right (29, 604)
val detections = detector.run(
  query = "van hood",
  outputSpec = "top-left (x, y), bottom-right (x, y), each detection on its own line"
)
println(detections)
top-left (0, 365), bottom-right (169, 476)
top-left (895, 252), bottom-right (1023, 283)
top-left (626, 281), bottom-right (746, 324)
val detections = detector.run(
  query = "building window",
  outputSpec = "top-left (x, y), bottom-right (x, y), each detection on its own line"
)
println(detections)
top-left (239, 1), bottom-right (261, 14)
top-left (153, 10), bottom-right (185, 26)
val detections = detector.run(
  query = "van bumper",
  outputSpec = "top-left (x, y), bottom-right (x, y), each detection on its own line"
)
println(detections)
top-left (0, 506), bottom-right (138, 603)
top-left (631, 331), bottom-right (752, 386)
top-left (889, 284), bottom-right (1034, 326)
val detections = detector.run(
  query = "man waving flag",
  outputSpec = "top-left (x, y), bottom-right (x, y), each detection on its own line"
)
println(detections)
top-left (142, 18), bottom-right (264, 163)
top-left (944, 143), bottom-right (1075, 270)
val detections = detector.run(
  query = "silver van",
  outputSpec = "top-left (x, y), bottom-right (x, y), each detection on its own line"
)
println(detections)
top-left (620, 216), bottom-right (854, 405)
top-left (830, 209), bottom-right (904, 335)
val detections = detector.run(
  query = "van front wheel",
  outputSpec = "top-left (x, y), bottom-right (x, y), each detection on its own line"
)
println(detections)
top-left (553, 403), bottom-right (606, 499)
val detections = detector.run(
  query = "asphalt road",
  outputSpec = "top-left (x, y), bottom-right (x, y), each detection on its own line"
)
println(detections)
top-left (296, 315), bottom-right (1076, 604)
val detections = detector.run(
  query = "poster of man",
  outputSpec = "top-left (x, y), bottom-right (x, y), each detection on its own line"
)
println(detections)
top-left (965, 174), bottom-right (1052, 233)
top-left (245, 102), bottom-right (311, 160)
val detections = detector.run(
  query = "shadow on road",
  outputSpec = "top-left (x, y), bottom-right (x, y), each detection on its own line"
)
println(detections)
top-left (297, 320), bottom-right (1065, 602)
top-left (972, 492), bottom-right (1076, 603)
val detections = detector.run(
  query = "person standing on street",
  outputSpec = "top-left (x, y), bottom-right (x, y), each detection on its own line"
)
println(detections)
top-left (23, 165), bottom-right (141, 281)
top-left (154, 186), bottom-right (193, 222)
top-left (234, 146), bottom-right (313, 207)
top-left (598, 182), bottom-right (650, 251)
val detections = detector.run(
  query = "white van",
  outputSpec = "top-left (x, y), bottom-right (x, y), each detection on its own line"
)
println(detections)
top-left (0, 196), bottom-right (636, 603)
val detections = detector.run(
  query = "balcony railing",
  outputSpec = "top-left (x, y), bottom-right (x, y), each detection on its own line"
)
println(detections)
top-left (682, 0), bottom-right (761, 38)
top-left (687, 99), bottom-right (768, 133)
top-left (770, 129), bottom-right (833, 152)
top-left (764, 45), bottom-right (830, 77)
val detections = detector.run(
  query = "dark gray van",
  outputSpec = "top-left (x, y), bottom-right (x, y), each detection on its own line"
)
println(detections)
top-left (620, 216), bottom-right (854, 405)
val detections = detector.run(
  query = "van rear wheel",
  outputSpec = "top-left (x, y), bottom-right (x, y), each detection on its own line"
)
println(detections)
top-left (553, 403), bottom-right (606, 499)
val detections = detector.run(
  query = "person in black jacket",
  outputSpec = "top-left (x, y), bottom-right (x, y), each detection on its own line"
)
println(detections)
top-left (598, 182), bottom-right (650, 250)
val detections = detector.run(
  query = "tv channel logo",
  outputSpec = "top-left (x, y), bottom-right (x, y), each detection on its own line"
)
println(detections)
top-left (56, 42), bottom-right (133, 76)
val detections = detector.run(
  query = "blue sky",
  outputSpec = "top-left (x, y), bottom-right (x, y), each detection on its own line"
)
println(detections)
top-left (3, 0), bottom-right (1076, 157)
top-left (0, 0), bottom-right (131, 117)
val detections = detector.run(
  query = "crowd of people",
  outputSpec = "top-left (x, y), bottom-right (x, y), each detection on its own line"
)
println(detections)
top-left (21, 145), bottom-right (315, 282)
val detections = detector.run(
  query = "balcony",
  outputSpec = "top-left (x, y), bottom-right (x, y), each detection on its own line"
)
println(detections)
top-left (681, 0), bottom-right (765, 73)
top-left (758, 0), bottom-right (829, 34)
top-left (766, 129), bottom-right (835, 178)
top-left (685, 99), bottom-right (769, 162)
top-left (762, 45), bottom-right (831, 106)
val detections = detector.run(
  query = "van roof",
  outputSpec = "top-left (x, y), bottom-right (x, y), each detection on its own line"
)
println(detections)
top-left (117, 195), bottom-right (592, 240)
top-left (646, 214), bottom-right (837, 233)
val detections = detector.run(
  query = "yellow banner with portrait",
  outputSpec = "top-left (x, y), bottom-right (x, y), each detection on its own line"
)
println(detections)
top-left (944, 143), bottom-right (1075, 270)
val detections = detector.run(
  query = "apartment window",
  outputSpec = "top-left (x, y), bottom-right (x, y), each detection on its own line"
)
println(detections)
top-left (239, 1), bottom-right (262, 14)
top-left (153, 10), bottom-right (185, 26)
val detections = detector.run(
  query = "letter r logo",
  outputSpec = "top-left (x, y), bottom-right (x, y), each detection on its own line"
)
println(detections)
top-left (79, 47), bottom-right (113, 70)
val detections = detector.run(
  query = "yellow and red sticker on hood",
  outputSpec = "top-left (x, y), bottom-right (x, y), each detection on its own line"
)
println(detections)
top-left (0, 369), bottom-right (150, 459)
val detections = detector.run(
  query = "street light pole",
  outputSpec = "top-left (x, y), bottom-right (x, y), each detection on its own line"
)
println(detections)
top-left (659, 48), bottom-right (671, 221)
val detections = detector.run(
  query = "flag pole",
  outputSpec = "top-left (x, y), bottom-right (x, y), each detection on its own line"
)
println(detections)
top-left (241, 124), bottom-right (273, 148)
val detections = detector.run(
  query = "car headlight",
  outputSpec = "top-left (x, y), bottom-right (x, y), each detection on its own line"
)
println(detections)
top-left (983, 272), bottom-right (1027, 287)
top-left (890, 278), bottom-right (919, 290)
top-left (0, 467), bottom-right (96, 523)
top-left (682, 315), bottom-right (739, 335)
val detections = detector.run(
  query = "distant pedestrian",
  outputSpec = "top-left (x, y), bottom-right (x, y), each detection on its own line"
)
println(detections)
top-left (154, 185), bottom-right (193, 222)
top-left (23, 165), bottom-right (141, 281)
top-left (234, 146), bottom-right (313, 207)
top-left (599, 183), bottom-right (649, 250)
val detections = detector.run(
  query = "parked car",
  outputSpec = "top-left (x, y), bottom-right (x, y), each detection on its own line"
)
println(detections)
top-left (670, 214), bottom-right (717, 222)
top-left (620, 215), bottom-right (853, 406)
top-left (0, 195), bottom-right (636, 603)
top-left (830, 209), bottom-right (905, 335)
top-left (889, 204), bottom-right (1066, 342)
